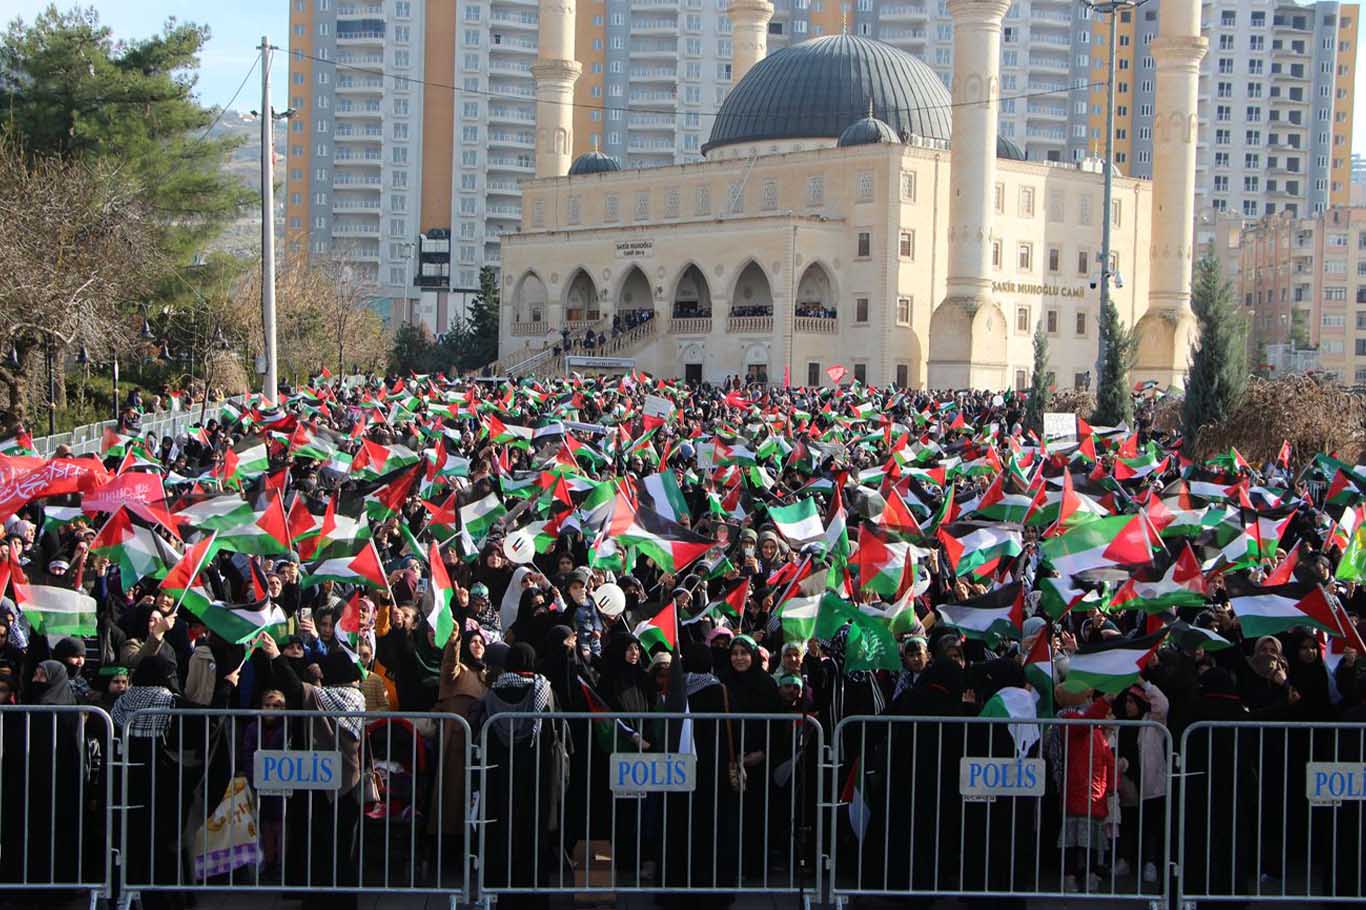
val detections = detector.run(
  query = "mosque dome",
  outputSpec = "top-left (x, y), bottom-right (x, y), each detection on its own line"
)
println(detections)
top-left (704, 35), bottom-right (951, 154)
top-left (837, 112), bottom-right (901, 148)
top-left (704, 34), bottom-right (1031, 161)
top-left (567, 150), bottom-right (622, 176)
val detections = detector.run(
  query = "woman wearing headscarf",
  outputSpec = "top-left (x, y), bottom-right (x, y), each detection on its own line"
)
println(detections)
top-left (110, 652), bottom-right (185, 909)
top-left (376, 602), bottom-right (444, 710)
top-left (429, 624), bottom-right (486, 845)
top-left (537, 624), bottom-right (609, 855)
top-left (598, 632), bottom-right (655, 875)
top-left (474, 642), bottom-right (564, 910)
top-left (507, 584), bottom-right (556, 650)
top-left (721, 635), bottom-right (782, 880)
top-left (0, 661), bottom-right (87, 886)
top-left (260, 637), bottom-right (366, 910)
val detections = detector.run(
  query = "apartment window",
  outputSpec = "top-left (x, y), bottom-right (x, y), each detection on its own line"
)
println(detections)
top-left (1046, 309), bottom-right (1058, 334)
top-left (1016, 307), bottom-right (1030, 333)
top-left (899, 231), bottom-right (915, 259)
top-left (855, 297), bottom-right (869, 323)
top-left (1018, 243), bottom-right (1033, 271)
top-left (1075, 312), bottom-right (1087, 336)
top-left (896, 297), bottom-right (912, 326)
top-left (856, 232), bottom-right (871, 258)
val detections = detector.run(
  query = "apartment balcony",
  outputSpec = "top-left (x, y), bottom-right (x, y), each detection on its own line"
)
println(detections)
top-left (487, 204), bottom-right (522, 218)
top-left (490, 36), bottom-right (538, 53)
top-left (1271, 93), bottom-right (1312, 109)
top-left (489, 106), bottom-right (535, 124)
top-left (794, 316), bottom-right (838, 334)
top-left (1026, 102), bottom-right (1068, 119)
top-left (334, 125), bottom-right (384, 140)
top-left (333, 174), bottom-right (382, 187)
top-left (1031, 9), bottom-right (1073, 26)
top-left (633, 0), bottom-right (681, 7)
top-left (879, 28), bottom-right (927, 43)
top-left (1027, 53), bottom-right (1069, 74)
top-left (1026, 126), bottom-right (1067, 141)
top-left (489, 59), bottom-right (533, 76)
top-left (633, 18), bottom-right (679, 34)
top-left (631, 66), bottom-right (678, 82)
top-left (728, 315), bottom-right (774, 334)
top-left (333, 197), bottom-right (382, 213)
top-left (1027, 79), bottom-right (1068, 94)
top-left (488, 155), bottom-right (535, 172)
top-left (629, 41), bottom-right (677, 59)
top-left (336, 53), bottom-right (384, 66)
top-left (489, 11), bottom-right (538, 28)
top-left (343, 247), bottom-right (381, 262)
top-left (1276, 66), bottom-right (1312, 83)
top-left (332, 222), bottom-right (380, 236)
top-left (670, 317), bottom-right (712, 335)
top-left (498, 0), bottom-right (539, 6)
top-left (337, 4), bottom-right (384, 17)
top-left (490, 81), bottom-right (534, 99)
top-left (628, 113), bottom-right (676, 129)
top-left (337, 77), bottom-right (384, 94)
top-left (333, 149), bottom-right (384, 163)
top-left (335, 101), bottom-right (383, 118)
top-left (1031, 32), bottom-right (1070, 47)
top-left (879, 4), bottom-right (929, 22)
top-left (489, 130), bottom-right (535, 149)
top-left (628, 139), bottom-right (676, 152)
top-left (487, 179), bottom-right (522, 195)
top-left (629, 90), bottom-right (677, 103)
top-left (336, 31), bottom-right (385, 44)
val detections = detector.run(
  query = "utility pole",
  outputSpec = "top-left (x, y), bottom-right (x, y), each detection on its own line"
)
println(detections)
top-left (260, 36), bottom-right (279, 406)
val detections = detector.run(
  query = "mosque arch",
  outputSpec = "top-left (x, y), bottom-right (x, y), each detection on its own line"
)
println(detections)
top-left (513, 270), bottom-right (548, 325)
top-left (729, 260), bottom-right (774, 319)
top-left (563, 268), bottom-right (600, 323)
top-left (617, 265), bottom-right (655, 317)
top-left (671, 263), bottom-right (713, 319)
top-left (795, 262), bottom-right (836, 320)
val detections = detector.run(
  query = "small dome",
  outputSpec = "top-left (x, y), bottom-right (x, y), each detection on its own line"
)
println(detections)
top-left (837, 114), bottom-right (900, 148)
top-left (997, 136), bottom-right (1026, 161)
top-left (567, 151), bottom-right (621, 176)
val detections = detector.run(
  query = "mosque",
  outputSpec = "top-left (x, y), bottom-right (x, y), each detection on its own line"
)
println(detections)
top-left (497, 0), bottom-right (1208, 390)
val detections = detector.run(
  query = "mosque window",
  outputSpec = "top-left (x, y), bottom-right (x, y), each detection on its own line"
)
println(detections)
top-left (1046, 310), bottom-right (1058, 334)
top-left (1077, 249), bottom-right (1089, 276)
top-left (1019, 187), bottom-right (1035, 218)
top-left (567, 196), bottom-right (581, 225)
top-left (695, 185), bottom-right (711, 216)
top-left (853, 363), bottom-right (867, 384)
top-left (1076, 312), bottom-right (1088, 336)
top-left (1079, 195), bottom-right (1092, 226)
top-left (761, 180), bottom-right (779, 211)
top-left (1017, 243), bottom-right (1033, 272)
top-left (727, 182), bottom-right (744, 213)
top-left (994, 183), bottom-right (1005, 214)
top-left (857, 172), bottom-right (874, 202)
top-left (1016, 307), bottom-right (1030, 334)
top-left (605, 195), bottom-right (619, 222)
top-left (808, 362), bottom-right (821, 386)
top-left (635, 193), bottom-right (650, 221)
top-left (855, 297), bottom-right (869, 323)
top-left (666, 190), bottom-right (680, 218)
top-left (807, 175), bottom-right (824, 207)
top-left (856, 232), bottom-right (871, 258)
top-left (991, 240), bottom-right (1002, 269)
top-left (899, 231), bottom-right (915, 259)
top-left (1048, 247), bottom-right (1060, 273)
top-left (900, 171), bottom-right (916, 202)
top-left (895, 364), bottom-right (908, 387)
top-left (896, 297), bottom-right (911, 326)
top-left (1048, 190), bottom-right (1064, 223)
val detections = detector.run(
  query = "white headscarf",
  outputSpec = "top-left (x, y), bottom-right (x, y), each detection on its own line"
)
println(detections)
top-left (499, 565), bottom-right (536, 631)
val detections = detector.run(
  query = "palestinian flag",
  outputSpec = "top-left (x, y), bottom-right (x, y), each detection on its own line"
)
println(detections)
top-left (425, 539), bottom-right (456, 643)
top-left (856, 524), bottom-right (920, 600)
top-left (1330, 505), bottom-right (1362, 554)
top-left (936, 522), bottom-right (1023, 578)
top-left (174, 494), bottom-right (256, 532)
top-left (362, 465), bottom-right (422, 522)
top-left (1035, 471), bottom-right (1108, 534)
top-left (224, 440), bottom-right (270, 487)
top-left (1109, 544), bottom-right (1207, 614)
top-left (1063, 630), bottom-right (1167, 695)
top-left (607, 492), bottom-right (712, 574)
top-left (459, 491), bottom-right (507, 544)
top-left (161, 533), bottom-right (219, 610)
top-left (969, 474), bottom-right (1036, 525)
top-left (351, 438), bottom-right (420, 482)
top-left (937, 582), bottom-right (1025, 641)
top-left (1164, 619), bottom-right (1234, 654)
top-left (634, 600), bottom-right (679, 653)
top-left (768, 498), bottom-right (827, 548)
top-left (714, 440), bottom-right (758, 467)
top-left (842, 758), bottom-right (871, 841)
top-left (216, 494), bottom-right (291, 557)
top-left (1247, 505), bottom-right (1297, 563)
top-left (638, 470), bottom-right (689, 525)
top-left (302, 541), bottom-right (389, 591)
top-left (578, 674), bottom-right (643, 753)
top-left (979, 686), bottom-right (1041, 757)
top-left (12, 582), bottom-right (98, 636)
top-left (1040, 513), bottom-right (1153, 579)
top-left (0, 430), bottom-right (38, 457)
top-left (486, 415), bottom-right (533, 450)
top-left (184, 596), bottom-right (288, 645)
top-left (1023, 631), bottom-right (1054, 717)
top-left (91, 508), bottom-right (182, 593)
top-left (711, 577), bottom-right (749, 624)
top-left (1224, 575), bottom-right (1340, 637)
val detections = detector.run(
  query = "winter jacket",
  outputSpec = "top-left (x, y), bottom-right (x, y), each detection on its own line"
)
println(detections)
top-left (1136, 681), bottom-right (1169, 800)
top-left (1063, 699), bottom-right (1116, 819)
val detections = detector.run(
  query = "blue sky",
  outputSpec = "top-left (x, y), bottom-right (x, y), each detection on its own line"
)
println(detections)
top-left (8, 1), bottom-right (1366, 159)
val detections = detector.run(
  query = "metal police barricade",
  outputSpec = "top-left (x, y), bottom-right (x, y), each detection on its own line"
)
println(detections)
top-left (1178, 721), bottom-right (1366, 906)
top-left (0, 704), bottom-right (115, 907)
top-left (116, 708), bottom-right (472, 908)
top-left (474, 711), bottom-right (825, 907)
top-left (829, 714), bottom-right (1173, 908)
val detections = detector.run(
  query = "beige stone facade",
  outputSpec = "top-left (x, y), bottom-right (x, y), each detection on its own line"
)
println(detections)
top-left (500, 141), bottom-right (1152, 389)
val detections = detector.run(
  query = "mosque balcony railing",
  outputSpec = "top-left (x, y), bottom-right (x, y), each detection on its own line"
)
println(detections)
top-left (670, 316), bottom-right (712, 335)
top-left (511, 320), bottom-right (548, 337)
top-left (727, 314), bottom-right (774, 334)
top-left (794, 316), bottom-right (839, 334)
top-left (564, 318), bottom-right (606, 334)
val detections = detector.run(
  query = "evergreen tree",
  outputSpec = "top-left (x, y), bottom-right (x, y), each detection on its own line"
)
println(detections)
top-left (1092, 299), bottom-right (1136, 427)
top-left (1024, 321), bottom-right (1051, 435)
top-left (1183, 257), bottom-right (1248, 446)
top-left (389, 323), bottom-right (439, 376)
top-left (463, 266), bottom-right (501, 370)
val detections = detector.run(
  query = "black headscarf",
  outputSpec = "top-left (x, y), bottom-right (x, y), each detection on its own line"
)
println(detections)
top-left (538, 624), bottom-right (583, 707)
top-left (723, 637), bottom-right (781, 714)
top-left (508, 588), bottom-right (553, 648)
top-left (30, 660), bottom-right (76, 706)
top-left (132, 652), bottom-right (180, 693)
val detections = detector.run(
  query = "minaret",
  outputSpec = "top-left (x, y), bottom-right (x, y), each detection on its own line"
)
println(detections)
top-left (532, 0), bottom-right (581, 178)
top-left (729, 0), bottom-right (774, 86)
top-left (926, 0), bottom-right (1012, 389)
top-left (1135, 0), bottom-right (1207, 385)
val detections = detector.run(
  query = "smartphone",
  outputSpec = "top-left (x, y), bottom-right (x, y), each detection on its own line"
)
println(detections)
top-left (298, 607), bottom-right (312, 624)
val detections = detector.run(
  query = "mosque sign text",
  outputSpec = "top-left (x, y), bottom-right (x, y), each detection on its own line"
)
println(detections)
top-left (991, 281), bottom-right (1088, 299)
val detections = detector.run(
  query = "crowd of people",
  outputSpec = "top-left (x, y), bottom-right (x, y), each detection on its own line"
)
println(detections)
top-left (1, 372), bottom-right (1365, 906)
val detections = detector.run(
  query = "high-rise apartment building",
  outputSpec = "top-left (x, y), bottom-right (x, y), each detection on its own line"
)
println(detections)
top-left (285, 0), bottom-right (1357, 332)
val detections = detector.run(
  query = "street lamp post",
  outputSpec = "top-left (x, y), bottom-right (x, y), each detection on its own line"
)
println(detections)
top-left (1082, 0), bottom-right (1150, 399)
